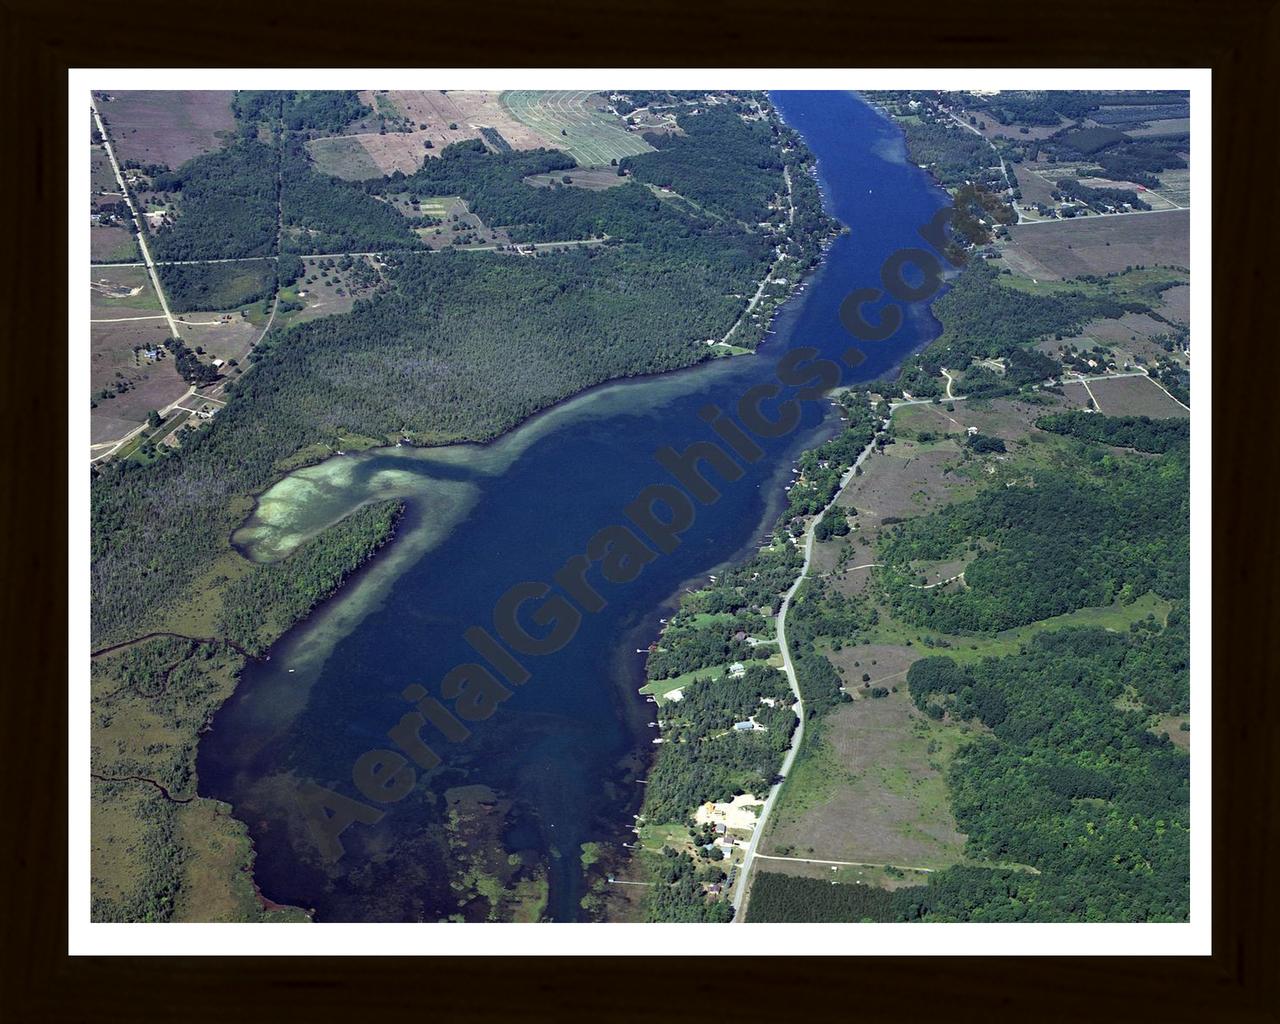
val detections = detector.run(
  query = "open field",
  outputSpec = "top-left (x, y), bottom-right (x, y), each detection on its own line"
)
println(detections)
top-left (306, 135), bottom-right (384, 180)
top-left (1126, 117), bottom-right (1191, 138)
top-left (501, 90), bottom-right (653, 167)
top-left (90, 267), bottom-right (185, 444)
top-left (90, 321), bottom-right (187, 444)
top-left (523, 168), bottom-right (628, 190)
top-left (959, 108), bottom-right (1067, 142)
top-left (171, 315), bottom-right (258, 369)
top-left (91, 225), bottom-right (139, 263)
top-left (1044, 310), bottom-right (1188, 372)
top-left (835, 442), bottom-right (965, 523)
top-left (1153, 168), bottom-right (1192, 207)
top-left (896, 392), bottom-right (1090, 442)
top-left (272, 256), bottom-right (383, 327)
top-left (1160, 283), bottom-right (1191, 325)
top-left (90, 265), bottom-right (160, 315)
top-left (1013, 161), bottom-right (1058, 208)
top-left (97, 91), bottom-right (235, 169)
top-left (763, 689), bottom-right (970, 870)
top-left (91, 146), bottom-right (119, 192)
top-left (382, 89), bottom-right (548, 152)
top-left (1086, 374), bottom-right (1189, 417)
top-left (443, 90), bottom-right (552, 149)
top-left (1003, 209), bottom-right (1190, 280)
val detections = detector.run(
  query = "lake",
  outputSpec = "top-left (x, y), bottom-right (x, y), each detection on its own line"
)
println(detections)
top-left (197, 90), bottom-right (950, 922)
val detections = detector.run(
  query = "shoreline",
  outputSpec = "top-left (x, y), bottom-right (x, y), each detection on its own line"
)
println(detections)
top-left (92, 94), bottom-right (845, 924)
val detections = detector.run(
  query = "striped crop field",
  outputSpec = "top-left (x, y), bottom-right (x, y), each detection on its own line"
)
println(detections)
top-left (500, 90), bottom-right (654, 167)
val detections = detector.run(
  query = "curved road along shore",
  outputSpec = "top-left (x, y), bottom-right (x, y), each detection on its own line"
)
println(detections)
top-left (731, 418), bottom-right (886, 919)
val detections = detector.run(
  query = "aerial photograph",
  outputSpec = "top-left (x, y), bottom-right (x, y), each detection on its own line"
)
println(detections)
top-left (86, 84), bottom-right (1194, 927)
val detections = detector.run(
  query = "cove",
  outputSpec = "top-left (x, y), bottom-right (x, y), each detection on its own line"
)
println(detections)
top-left (197, 91), bottom-right (951, 922)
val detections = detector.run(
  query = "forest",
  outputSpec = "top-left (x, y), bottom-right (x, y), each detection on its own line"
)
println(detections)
top-left (150, 140), bottom-right (279, 261)
top-left (907, 625), bottom-right (1189, 921)
top-left (897, 261), bottom-right (1132, 396)
top-left (233, 90), bottom-right (370, 133)
top-left (91, 99), bottom-right (833, 651)
top-left (620, 106), bottom-right (783, 223)
top-left (159, 260), bottom-right (277, 312)
top-left (280, 138), bottom-right (422, 254)
top-left (879, 451), bottom-right (1189, 633)
top-left (747, 872), bottom-right (928, 922)
top-left (1055, 178), bottom-right (1150, 212)
top-left (1035, 411), bottom-right (1189, 453)
top-left (896, 117), bottom-right (1001, 190)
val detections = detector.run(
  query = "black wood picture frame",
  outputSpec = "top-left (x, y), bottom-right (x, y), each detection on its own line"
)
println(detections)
top-left (2, 0), bottom-right (1275, 1019)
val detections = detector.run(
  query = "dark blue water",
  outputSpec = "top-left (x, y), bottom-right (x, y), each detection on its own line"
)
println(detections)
top-left (198, 91), bottom-right (950, 922)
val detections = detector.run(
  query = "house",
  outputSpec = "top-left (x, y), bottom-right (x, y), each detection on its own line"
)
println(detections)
top-left (728, 662), bottom-right (746, 678)
top-left (733, 721), bottom-right (755, 731)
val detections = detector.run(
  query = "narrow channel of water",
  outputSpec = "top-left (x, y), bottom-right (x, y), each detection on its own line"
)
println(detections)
top-left (197, 91), bottom-right (950, 922)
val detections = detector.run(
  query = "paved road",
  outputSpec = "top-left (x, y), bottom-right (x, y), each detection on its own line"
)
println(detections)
top-left (90, 98), bottom-right (182, 340)
top-left (945, 109), bottom-right (1024, 224)
top-left (90, 98), bottom-right (204, 464)
top-left (88, 237), bottom-right (608, 270)
top-left (731, 425), bottom-right (885, 919)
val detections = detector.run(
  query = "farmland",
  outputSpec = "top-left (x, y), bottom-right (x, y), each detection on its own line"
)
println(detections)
top-left (1086, 374), bottom-right (1190, 417)
top-left (307, 91), bottom-right (551, 179)
top-left (96, 90), bottom-right (236, 169)
top-left (90, 226), bottom-right (139, 263)
top-left (501, 90), bottom-right (654, 166)
top-left (1004, 209), bottom-right (1190, 280)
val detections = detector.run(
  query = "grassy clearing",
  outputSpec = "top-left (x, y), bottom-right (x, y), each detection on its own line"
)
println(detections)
top-left (996, 264), bottom-right (1187, 301)
top-left (768, 717), bottom-right (855, 823)
top-left (639, 662), bottom-right (731, 702)
top-left (860, 591), bottom-right (1172, 666)
top-left (306, 135), bottom-right (384, 180)
top-left (765, 690), bottom-right (970, 870)
top-left (91, 226), bottom-right (140, 263)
